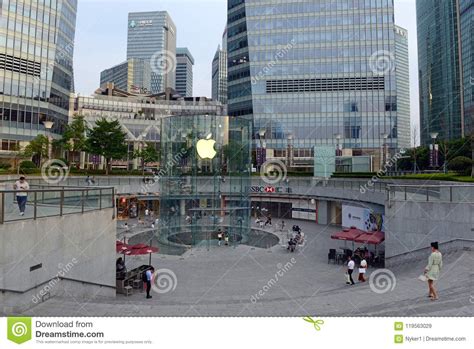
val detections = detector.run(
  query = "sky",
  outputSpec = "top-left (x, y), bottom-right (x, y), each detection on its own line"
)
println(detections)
top-left (74, 0), bottom-right (419, 130)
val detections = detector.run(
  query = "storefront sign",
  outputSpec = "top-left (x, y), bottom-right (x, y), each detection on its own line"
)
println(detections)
top-left (249, 186), bottom-right (292, 194)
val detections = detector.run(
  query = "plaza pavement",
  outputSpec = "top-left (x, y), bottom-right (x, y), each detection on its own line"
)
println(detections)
top-left (23, 219), bottom-right (473, 317)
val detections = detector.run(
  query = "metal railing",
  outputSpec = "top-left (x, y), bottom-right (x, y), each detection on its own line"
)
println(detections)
top-left (0, 186), bottom-right (115, 224)
top-left (386, 184), bottom-right (474, 203)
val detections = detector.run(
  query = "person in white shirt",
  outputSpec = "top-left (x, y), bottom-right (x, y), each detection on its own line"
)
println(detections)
top-left (13, 176), bottom-right (29, 216)
top-left (145, 267), bottom-right (154, 299)
top-left (347, 256), bottom-right (355, 285)
top-left (358, 259), bottom-right (368, 282)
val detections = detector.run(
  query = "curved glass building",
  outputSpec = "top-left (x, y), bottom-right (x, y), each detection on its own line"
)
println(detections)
top-left (0, 0), bottom-right (77, 152)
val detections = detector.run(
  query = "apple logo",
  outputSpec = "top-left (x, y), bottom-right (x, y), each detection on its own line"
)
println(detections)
top-left (196, 133), bottom-right (217, 160)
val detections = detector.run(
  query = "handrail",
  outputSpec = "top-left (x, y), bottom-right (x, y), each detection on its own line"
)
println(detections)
top-left (0, 276), bottom-right (116, 294)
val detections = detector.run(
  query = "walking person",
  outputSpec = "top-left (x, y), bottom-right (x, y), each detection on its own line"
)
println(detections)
top-left (425, 242), bottom-right (443, 301)
top-left (144, 267), bottom-right (154, 299)
top-left (346, 256), bottom-right (355, 285)
top-left (358, 258), bottom-right (368, 282)
top-left (217, 230), bottom-right (223, 246)
top-left (13, 176), bottom-right (29, 216)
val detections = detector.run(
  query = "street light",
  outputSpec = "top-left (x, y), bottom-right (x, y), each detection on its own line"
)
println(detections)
top-left (257, 129), bottom-right (266, 170)
top-left (334, 133), bottom-right (342, 156)
top-left (43, 121), bottom-right (54, 160)
top-left (381, 133), bottom-right (389, 169)
top-left (287, 133), bottom-right (293, 169)
top-left (430, 132), bottom-right (439, 168)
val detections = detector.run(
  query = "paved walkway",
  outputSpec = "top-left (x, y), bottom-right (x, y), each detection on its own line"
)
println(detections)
top-left (23, 219), bottom-right (473, 317)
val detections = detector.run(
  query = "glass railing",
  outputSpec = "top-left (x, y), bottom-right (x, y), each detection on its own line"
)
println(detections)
top-left (0, 187), bottom-right (115, 224)
top-left (387, 185), bottom-right (474, 203)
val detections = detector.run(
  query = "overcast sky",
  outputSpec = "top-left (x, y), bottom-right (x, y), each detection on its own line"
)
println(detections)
top-left (74, 0), bottom-right (419, 129)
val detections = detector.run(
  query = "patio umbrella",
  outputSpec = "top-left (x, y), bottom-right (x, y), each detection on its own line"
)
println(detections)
top-left (129, 244), bottom-right (159, 266)
top-left (354, 231), bottom-right (385, 256)
top-left (330, 227), bottom-right (365, 250)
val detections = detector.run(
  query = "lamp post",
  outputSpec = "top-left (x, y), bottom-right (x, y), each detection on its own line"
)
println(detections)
top-left (430, 132), bottom-right (439, 169)
top-left (43, 121), bottom-right (54, 160)
top-left (257, 129), bottom-right (266, 171)
top-left (287, 133), bottom-right (293, 169)
top-left (334, 133), bottom-right (342, 156)
top-left (380, 133), bottom-right (389, 170)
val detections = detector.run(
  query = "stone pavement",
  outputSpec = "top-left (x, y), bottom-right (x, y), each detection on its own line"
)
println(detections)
top-left (23, 219), bottom-right (473, 317)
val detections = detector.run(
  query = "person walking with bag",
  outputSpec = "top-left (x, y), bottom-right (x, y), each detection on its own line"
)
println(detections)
top-left (346, 256), bottom-right (355, 285)
top-left (425, 242), bottom-right (443, 301)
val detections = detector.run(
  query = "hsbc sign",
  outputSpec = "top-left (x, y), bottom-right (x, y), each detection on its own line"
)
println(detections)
top-left (249, 186), bottom-right (292, 194)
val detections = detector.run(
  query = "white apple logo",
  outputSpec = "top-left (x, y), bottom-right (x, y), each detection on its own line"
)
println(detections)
top-left (196, 133), bottom-right (217, 160)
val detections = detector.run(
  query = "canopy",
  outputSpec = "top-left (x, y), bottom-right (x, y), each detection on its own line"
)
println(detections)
top-left (129, 245), bottom-right (159, 256)
top-left (354, 231), bottom-right (385, 245)
top-left (116, 240), bottom-right (131, 254)
top-left (330, 227), bottom-right (365, 241)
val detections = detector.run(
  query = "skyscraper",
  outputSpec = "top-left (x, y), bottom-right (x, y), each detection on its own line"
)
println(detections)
top-left (0, 0), bottom-right (77, 152)
top-left (227, 0), bottom-right (409, 169)
top-left (459, 0), bottom-right (473, 136)
top-left (100, 58), bottom-right (152, 94)
top-left (212, 29), bottom-right (228, 105)
top-left (394, 26), bottom-right (411, 150)
top-left (417, 0), bottom-right (471, 144)
top-left (127, 11), bottom-right (176, 94)
top-left (175, 47), bottom-right (194, 97)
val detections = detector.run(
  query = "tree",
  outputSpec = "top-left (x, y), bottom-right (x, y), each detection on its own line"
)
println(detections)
top-left (60, 114), bottom-right (88, 165)
top-left (133, 142), bottom-right (160, 175)
top-left (86, 119), bottom-right (128, 175)
top-left (24, 135), bottom-right (50, 166)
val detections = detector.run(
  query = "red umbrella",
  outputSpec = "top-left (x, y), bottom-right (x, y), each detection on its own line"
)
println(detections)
top-left (116, 240), bottom-right (131, 253)
top-left (354, 231), bottom-right (385, 245)
top-left (331, 227), bottom-right (365, 241)
top-left (129, 244), bottom-right (159, 265)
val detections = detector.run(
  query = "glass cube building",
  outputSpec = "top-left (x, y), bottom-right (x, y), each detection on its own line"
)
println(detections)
top-left (159, 115), bottom-right (252, 249)
top-left (227, 0), bottom-right (409, 168)
top-left (0, 0), bottom-right (77, 149)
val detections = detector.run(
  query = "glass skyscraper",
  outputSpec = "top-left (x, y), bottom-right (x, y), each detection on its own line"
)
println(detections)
top-left (459, 0), bottom-right (473, 136)
top-left (0, 0), bottom-right (77, 150)
top-left (127, 11), bottom-right (176, 94)
top-left (227, 0), bottom-right (409, 168)
top-left (100, 58), bottom-right (152, 94)
top-left (175, 47), bottom-right (194, 97)
top-left (417, 0), bottom-right (469, 145)
top-left (212, 29), bottom-right (228, 105)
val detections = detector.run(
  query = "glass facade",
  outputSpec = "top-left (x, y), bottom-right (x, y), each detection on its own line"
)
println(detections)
top-left (212, 29), bottom-right (228, 105)
top-left (228, 0), bottom-right (407, 167)
top-left (100, 58), bottom-right (152, 94)
top-left (175, 47), bottom-right (194, 97)
top-left (159, 115), bottom-right (252, 249)
top-left (394, 25), bottom-right (410, 150)
top-left (417, 0), bottom-right (464, 144)
top-left (0, 0), bottom-right (77, 143)
top-left (459, 0), bottom-right (473, 136)
top-left (127, 11), bottom-right (176, 94)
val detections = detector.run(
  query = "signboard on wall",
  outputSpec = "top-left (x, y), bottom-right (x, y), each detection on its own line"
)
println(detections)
top-left (342, 205), bottom-right (385, 232)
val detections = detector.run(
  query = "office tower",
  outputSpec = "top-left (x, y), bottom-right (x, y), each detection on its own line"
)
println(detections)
top-left (459, 0), bottom-right (473, 136)
top-left (0, 0), bottom-right (77, 152)
top-left (100, 58), bottom-right (152, 94)
top-left (227, 0), bottom-right (408, 168)
top-left (417, 0), bottom-right (471, 144)
top-left (212, 28), bottom-right (228, 105)
top-left (127, 11), bottom-right (176, 94)
top-left (175, 47), bottom-right (194, 97)
top-left (394, 26), bottom-right (411, 150)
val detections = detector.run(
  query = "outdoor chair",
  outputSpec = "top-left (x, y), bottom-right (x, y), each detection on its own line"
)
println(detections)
top-left (328, 249), bottom-right (337, 264)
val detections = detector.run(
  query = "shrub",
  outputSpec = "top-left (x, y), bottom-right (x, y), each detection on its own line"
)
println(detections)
top-left (0, 163), bottom-right (12, 170)
top-left (448, 156), bottom-right (473, 175)
top-left (19, 160), bottom-right (37, 169)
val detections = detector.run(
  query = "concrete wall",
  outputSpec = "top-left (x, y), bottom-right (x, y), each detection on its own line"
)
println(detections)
top-left (0, 209), bottom-right (116, 314)
top-left (385, 200), bottom-right (474, 262)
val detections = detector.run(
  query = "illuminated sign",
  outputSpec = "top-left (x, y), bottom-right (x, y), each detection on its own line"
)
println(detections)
top-left (129, 20), bottom-right (153, 28)
top-left (249, 186), bottom-right (292, 194)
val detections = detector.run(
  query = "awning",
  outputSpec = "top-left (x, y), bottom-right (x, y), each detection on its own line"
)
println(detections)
top-left (330, 227), bottom-right (365, 241)
top-left (354, 231), bottom-right (385, 245)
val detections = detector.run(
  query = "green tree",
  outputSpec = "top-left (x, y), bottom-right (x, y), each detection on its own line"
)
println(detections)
top-left (86, 118), bottom-right (128, 175)
top-left (24, 135), bottom-right (49, 166)
top-left (60, 114), bottom-right (88, 165)
top-left (133, 142), bottom-right (160, 175)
